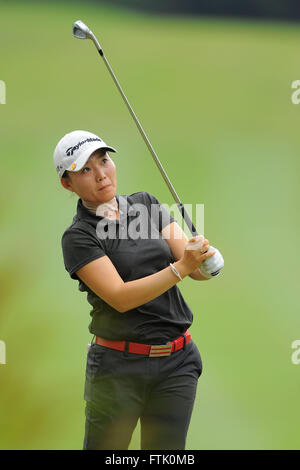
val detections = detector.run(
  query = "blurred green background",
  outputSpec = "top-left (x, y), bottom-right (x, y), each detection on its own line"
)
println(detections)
top-left (1, 0), bottom-right (300, 450)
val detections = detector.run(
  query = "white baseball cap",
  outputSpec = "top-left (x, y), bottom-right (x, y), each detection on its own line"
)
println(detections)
top-left (53, 130), bottom-right (117, 177)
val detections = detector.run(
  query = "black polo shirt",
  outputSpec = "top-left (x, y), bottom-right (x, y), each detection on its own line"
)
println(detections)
top-left (61, 191), bottom-right (193, 344)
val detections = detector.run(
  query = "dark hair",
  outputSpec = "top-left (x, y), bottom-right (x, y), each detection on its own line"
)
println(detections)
top-left (61, 171), bottom-right (69, 179)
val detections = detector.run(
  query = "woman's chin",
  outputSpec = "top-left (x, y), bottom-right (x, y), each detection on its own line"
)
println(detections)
top-left (97, 189), bottom-right (116, 202)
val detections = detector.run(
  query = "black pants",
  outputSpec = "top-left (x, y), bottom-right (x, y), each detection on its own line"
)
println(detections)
top-left (83, 338), bottom-right (203, 450)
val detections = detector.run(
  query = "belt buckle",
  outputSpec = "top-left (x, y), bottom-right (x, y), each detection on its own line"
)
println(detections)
top-left (149, 342), bottom-right (172, 357)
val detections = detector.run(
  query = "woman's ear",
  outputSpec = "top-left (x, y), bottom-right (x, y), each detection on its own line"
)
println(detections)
top-left (60, 176), bottom-right (73, 192)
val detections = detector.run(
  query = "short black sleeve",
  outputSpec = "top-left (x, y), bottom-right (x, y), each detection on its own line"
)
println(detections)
top-left (145, 193), bottom-right (177, 232)
top-left (61, 225), bottom-right (106, 280)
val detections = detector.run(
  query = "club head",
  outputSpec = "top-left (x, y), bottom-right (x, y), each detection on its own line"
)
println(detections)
top-left (72, 20), bottom-right (92, 40)
top-left (72, 20), bottom-right (102, 53)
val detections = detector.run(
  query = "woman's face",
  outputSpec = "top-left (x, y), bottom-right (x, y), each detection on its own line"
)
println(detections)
top-left (60, 149), bottom-right (117, 204)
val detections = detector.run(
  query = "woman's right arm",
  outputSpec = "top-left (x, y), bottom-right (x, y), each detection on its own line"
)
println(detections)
top-left (75, 240), bottom-right (215, 313)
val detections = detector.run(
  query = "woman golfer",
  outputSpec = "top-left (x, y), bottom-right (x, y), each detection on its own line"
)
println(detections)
top-left (53, 130), bottom-right (223, 450)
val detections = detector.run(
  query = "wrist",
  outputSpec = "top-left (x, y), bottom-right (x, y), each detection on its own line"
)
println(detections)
top-left (173, 260), bottom-right (191, 279)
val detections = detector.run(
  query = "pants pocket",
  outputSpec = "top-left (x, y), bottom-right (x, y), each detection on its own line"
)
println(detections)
top-left (84, 344), bottom-right (107, 401)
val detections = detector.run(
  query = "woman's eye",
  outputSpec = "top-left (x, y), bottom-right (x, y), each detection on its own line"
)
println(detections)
top-left (82, 167), bottom-right (90, 173)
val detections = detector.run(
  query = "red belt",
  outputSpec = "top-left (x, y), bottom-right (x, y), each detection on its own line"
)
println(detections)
top-left (95, 330), bottom-right (191, 357)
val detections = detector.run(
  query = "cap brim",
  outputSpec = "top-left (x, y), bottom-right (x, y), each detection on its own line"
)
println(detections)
top-left (66, 142), bottom-right (117, 172)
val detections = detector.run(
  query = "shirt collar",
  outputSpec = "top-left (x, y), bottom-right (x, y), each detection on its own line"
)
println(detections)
top-left (76, 194), bottom-right (136, 224)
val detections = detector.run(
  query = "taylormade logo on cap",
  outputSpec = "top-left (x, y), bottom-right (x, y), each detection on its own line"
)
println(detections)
top-left (53, 130), bottom-right (117, 177)
top-left (66, 137), bottom-right (102, 156)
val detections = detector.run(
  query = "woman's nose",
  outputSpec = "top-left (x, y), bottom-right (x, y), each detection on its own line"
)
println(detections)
top-left (95, 166), bottom-right (106, 180)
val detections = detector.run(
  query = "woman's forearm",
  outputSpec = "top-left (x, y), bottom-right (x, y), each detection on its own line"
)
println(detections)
top-left (118, 260), bottom-right (191, 313)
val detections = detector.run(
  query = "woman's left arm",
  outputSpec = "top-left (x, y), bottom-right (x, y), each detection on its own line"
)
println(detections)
top-left (161, 221), bottom-right (211, 281)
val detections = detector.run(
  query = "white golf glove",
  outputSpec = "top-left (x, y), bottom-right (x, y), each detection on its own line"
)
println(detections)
top-left (185, 235), bottom-right (224, 278)
top-left (199, 246), bottom-right (224, 278)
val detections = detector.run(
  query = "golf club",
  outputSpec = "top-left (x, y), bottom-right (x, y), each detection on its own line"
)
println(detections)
top-left (72, 20), bottom-right (221, 276)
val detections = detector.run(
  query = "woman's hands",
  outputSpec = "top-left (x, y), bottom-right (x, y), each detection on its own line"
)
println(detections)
top-left (161, 223), bottom-right (224, 281)
top-left (177, 235), bottom-right (216, 276)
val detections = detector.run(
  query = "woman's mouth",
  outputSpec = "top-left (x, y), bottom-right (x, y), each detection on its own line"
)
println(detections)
top-left (98, 184), bottom-right (111, 191)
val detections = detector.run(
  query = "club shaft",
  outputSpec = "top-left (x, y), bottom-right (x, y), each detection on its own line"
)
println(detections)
top-left (100, 53), bottom-right (180, 197)
top-left (93, 41), bottom-right (198, 236)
